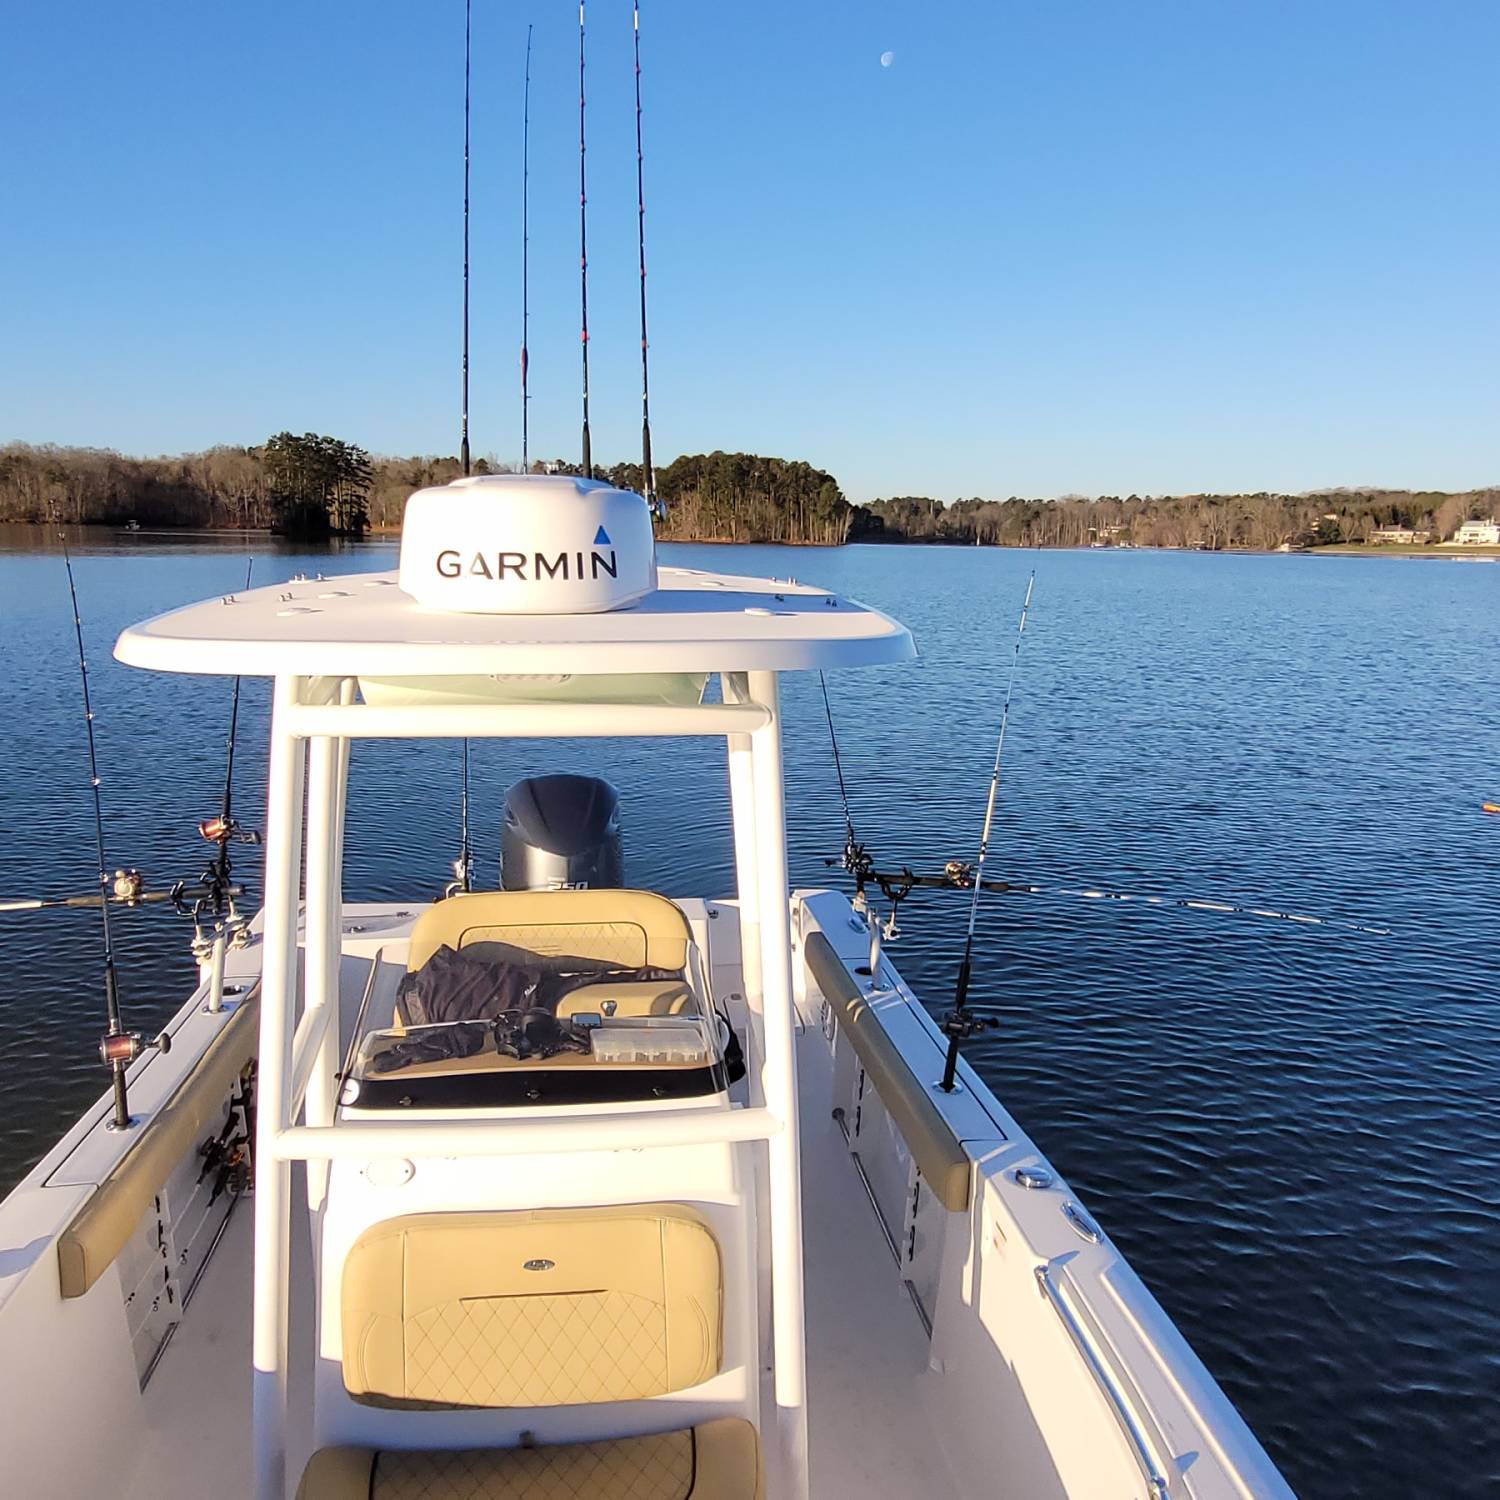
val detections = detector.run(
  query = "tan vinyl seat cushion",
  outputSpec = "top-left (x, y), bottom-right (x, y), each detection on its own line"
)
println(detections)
top-left (342, 1205), bottom-right (723, 1408)
top-left (805, 931), bottom-right (972, 1212)
top-left (554, 979), bottom-right (696, 1019)
top-left (297, 1419), bottom-right (763, 1500)
top-left (406, 889), bottom-right (694, 973)
top-left (56, 992), bottom-right (259, 1298)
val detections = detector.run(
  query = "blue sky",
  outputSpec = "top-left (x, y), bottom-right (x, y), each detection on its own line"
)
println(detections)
top-left (2, 1), bottom-right (1496, 502)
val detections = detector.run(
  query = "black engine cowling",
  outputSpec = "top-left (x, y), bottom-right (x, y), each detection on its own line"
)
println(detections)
top-left (500, 774), bottom-right (623, 890)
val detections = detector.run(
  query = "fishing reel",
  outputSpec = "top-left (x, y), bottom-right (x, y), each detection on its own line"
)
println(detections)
top-left (938, 1008), bottom-right (998, 1044)
top-left (443, 848), bottom-right (475, 901)
top-left (100, 1026), bottom-right (172, 1073)
top-left (198, 815), bottom-right (261, 847)
top-left (112, 868), bottom-right (144, 904)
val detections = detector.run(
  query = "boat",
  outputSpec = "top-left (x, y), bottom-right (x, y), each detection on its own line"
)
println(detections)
top-left (0, 472), bottom-right (1294, 1499)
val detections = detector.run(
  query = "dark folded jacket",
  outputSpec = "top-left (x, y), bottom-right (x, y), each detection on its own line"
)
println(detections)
top-left (398, 944), bottom-right (542, 1026)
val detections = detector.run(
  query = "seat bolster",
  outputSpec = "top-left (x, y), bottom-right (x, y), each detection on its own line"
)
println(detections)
top-left (555, 979), bottom-right (695, 1018)
top-left (691, 1419), bottom-right (765, 1500)
top-left (296, 1446), bottom-right (376, 1500)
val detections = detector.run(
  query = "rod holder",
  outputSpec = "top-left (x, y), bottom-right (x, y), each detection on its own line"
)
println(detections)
top-left (100, 1028), bottom-right (172, 1130)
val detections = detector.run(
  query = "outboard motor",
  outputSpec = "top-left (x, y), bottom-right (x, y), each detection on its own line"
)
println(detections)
top-left (500, 774), bottom-right (623, 890)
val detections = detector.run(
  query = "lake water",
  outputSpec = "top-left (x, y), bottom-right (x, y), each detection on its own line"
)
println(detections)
top-left (0, 529), bottom-right (1496, 1497)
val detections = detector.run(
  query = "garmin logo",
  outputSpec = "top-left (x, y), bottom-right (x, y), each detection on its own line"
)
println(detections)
top-left (435, 547), bottom-right (619, 582)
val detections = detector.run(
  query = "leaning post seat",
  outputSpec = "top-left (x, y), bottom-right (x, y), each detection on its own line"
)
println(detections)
top-left (341, 1205), bottom-right (724, 1408)
top-left (398, 888), bottom-right (699, 1025)
top-left (405, 888), bottom-right (694, 973)
top-left (296, 1417), bottom-right (764, 1500)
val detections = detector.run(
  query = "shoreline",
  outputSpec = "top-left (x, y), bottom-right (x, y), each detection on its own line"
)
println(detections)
top-left (3, 521), bottom-right (1498, 560)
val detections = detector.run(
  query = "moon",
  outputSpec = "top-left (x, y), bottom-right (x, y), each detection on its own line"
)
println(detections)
top-left (880, 50), bottom-right (895, 68)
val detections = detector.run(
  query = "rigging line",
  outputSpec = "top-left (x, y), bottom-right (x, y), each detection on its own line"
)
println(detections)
top-left (521, 23), bottom-right (532, 472)
top-left (461, 0), bottom-right (472, 476)
top-left (942, 570), bottom-right (1035, 1092)
top-left (634, 0), bottom-right (657, 516)
top-left (578, 0), bottom-right (593, 478)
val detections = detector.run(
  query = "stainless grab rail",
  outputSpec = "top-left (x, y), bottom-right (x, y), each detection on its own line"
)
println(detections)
top-left (1035, 1263), bottom-right (1173, 1500)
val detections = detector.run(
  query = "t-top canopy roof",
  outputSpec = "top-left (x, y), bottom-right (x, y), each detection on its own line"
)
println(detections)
top-left (114, 565), bottom-right (917, 677)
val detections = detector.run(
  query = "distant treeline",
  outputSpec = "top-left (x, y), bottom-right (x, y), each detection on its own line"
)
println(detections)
top-left (860, 489), bottom-right (1500, 549)
top-left (0, 440), bottom-right (859, 544)
top-left (1, 438), bottom-right (1494, 549)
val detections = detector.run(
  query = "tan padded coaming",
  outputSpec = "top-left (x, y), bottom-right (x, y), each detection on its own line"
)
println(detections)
top-left (406, 889), bottom-right (693, 973)
top-left (296, 1420), bottom-right (763, 1500)
top-left (341, 1205), bottom-right (723, 1409)
top-left (805, 931), bottom-right (972, 1212)
top-left (57, 992), bottom-right (258, 1298)
top-left (554, 980), bottom-right (696, 1018)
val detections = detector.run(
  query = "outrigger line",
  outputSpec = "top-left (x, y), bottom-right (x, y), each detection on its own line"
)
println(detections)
top-left (520, 22), bottom-right (533, 472)
top-left (578, 0), bottom-right (593, 478)
top-left (633, 0), bottom-right (658, 518)
top-left (939, 571), bottom-right (1034, 1091)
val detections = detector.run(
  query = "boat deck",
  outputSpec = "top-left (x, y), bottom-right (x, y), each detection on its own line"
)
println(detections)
top-left (121, 1030), bottom-right (952, 1500)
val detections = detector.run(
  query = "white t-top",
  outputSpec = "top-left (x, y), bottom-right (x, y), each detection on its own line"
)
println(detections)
top-left (113, 566), bottom-right (917, 677)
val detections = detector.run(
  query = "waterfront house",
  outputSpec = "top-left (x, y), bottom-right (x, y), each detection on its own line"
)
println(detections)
top-left (1453, 519), bottom-right (1500, 546)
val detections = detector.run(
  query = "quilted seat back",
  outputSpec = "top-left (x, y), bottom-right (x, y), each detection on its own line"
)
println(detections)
top-left (405, 889), bottom-right (694, 974)
top-left (341, 1205), bottom-right (723, 1409)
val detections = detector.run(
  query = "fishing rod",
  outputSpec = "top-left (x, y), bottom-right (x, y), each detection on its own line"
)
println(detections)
top-left (521, 22), bottom-right (533, 472)
top-left (188, 559), bottom-right (261, 1006)
top-left (59, 533), bottom-right (169, 1130)
top-left (0, 877), bottom-right (246, 916)
top-left (832, 861), bottom-right (1395, 940)
top-left (452, 0), bottom-right (476, 892)
top-left (447, 742), bottom-right (474, 898)
top-left (460, 0), bottom-right (472, 477)
top-left (939, 572), bottom-right (1034, 1091)
top-left (205, 558), bottom-right (256, 907)
top-left (634, 0), bottom-right (659, 518)
top-left (578, 0), bottom-right (593, 478)
top-left (819, 671), bottom-right (860, 881)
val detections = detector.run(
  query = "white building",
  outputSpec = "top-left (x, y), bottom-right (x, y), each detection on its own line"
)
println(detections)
top-left (1452, 519), bottom-right (1500, 546)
